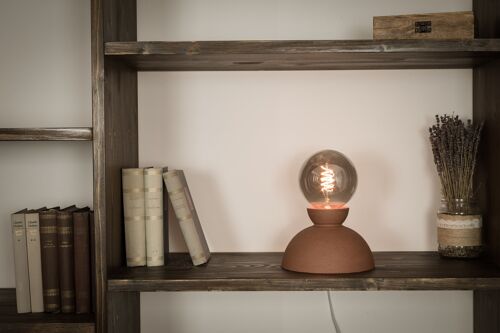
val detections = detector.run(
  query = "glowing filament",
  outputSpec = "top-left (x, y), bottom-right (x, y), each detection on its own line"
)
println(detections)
top-left (320, 165), bottom-right (336, 200)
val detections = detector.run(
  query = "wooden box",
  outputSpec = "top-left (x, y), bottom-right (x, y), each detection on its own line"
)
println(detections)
top-left (373, 11), bottom-right (474, 40)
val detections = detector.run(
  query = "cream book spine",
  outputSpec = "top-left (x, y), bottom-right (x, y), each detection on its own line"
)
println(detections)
top-left (144, 167), bottom-right (166, 266)
top-left (11, 209), bottom-right (31, 313)
top-left (25, 211), bottom-right (44, 313)
top-left (163, 170), bottom-right (210, 266)
top-left (122, 168), bottom-right (146, 267)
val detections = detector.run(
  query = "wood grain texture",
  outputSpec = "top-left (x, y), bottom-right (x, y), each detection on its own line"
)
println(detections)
top-left (107, 292), bottom-right (140, 333)
top-left (373, 11), bottom-right (474, 40)
top-left (107, 252), bottom-right (500, 292)
top-left (473, 1), bottom-right (500, 332)
top-left (105, 39), bottom-right (500, 71)
top-left (0, 289), bottom-right (94, 333)
top-left (0, 128), bottom-right (92, 141)
top-left (92, 0), bottom-right (138, 332)
top-left (474, 290), bottom-right (500, 333)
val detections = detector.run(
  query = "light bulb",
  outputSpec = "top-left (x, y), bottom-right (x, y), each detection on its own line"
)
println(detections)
top-left (299, 149), bottom-right (357, 209)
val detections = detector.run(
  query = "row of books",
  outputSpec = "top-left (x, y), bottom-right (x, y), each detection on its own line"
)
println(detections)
top-left (122, 168), bottom-right (210, 267)
top-left (11, 206), bottom-right (93, 314)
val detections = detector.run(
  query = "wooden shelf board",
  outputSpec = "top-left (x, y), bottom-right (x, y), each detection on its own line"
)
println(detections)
top-left (108, 252), bottom-right (500, 292)
top-left (0, 128), bottom-right (93, 141)
top-left (105, 39), bottom-right (500, 71)
top-left (0, 289), bottom-right (94, 333)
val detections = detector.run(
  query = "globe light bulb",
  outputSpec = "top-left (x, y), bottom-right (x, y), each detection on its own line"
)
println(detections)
top-left (299, 149), bottom-right (357, 209)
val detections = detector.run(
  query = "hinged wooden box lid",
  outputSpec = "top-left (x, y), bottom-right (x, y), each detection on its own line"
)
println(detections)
top-left (373, 11), bottom-right (474, 40)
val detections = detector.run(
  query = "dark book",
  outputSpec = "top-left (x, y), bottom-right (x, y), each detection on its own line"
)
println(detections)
top-left (74, 209), bottom-right (91, 313)
top-left (39, 208), bottom-right (61, 313)
top-left (90, 211), bottom-right (96, 313)
top-left (57, 205), bottom-right (78, 313)
top-left (163, 179), bottom-right (169, 263)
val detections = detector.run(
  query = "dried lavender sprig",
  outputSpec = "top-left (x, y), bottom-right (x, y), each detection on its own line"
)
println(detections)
top-left (429, 114), bottom-right (483, 203)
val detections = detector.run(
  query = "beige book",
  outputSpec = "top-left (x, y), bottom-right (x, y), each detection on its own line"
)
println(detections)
top-left (122, 168), bottom-right (146, 267)
top-left (11, 209), bottom-right (31, 313)
top-left (144, 167), bottom-right (166, 266)
top-left (163, 170), bottom-right (210, 266)
top-left (25, 209), bottom-right (45, 313)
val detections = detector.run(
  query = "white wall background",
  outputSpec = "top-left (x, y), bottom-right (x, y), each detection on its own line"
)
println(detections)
top-left (0, 0), bottom-right (474, 332)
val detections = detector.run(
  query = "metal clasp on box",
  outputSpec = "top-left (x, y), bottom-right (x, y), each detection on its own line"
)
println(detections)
top-left (415, 21), bottom-right (432, 33)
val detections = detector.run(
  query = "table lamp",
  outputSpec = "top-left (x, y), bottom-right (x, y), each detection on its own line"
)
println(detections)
top-left (282, 149), bottom-right (374, 274)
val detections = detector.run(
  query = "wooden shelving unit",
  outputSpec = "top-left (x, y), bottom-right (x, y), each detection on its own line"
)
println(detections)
top-left (108, 252), bottom-right (500, 292)
top-left (2, 0), bottom-right (498, 333)
top-left (92, 0), bottom-right (500, 332)
top-left (0, 289), bottom-right (94, 333)
top-left (106, 39), bottom-right (500, 71)
top-left (0, 128), bottom-right (93, 141)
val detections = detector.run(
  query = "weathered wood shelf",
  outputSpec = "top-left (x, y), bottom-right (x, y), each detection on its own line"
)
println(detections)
top-left (0, 289), bottom-right (95, 333)
top-left (0, 128), bottom-right (93, 141)
top-left (105, 39), bottom-right (500, 71)
top-left (108, 252), bottom-right (500, 292)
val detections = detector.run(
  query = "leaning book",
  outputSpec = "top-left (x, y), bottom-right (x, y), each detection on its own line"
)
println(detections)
top-left (163, 170), bottom-right (210, 266)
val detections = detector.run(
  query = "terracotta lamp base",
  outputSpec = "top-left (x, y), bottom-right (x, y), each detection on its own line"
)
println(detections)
top-left (282, 207), bottom-right (374, 274)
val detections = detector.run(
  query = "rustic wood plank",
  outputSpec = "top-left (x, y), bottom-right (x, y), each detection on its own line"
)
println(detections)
top-left (107, 292), bottom-right (140, 333)
top-left (105, 39), bottom-right (500, 71)
top-left (474, 290), bottom-right (500, 333)
top-left (0, 289), bottom-right (95, 333)
top-left (0, 128), bottom-right (92, 141)
top-left (92, 0), bottom-right (138, 333)
top-left (473, 1), bottom-right (500, 332)
top-left (107, 252), bottom-right (500, 292)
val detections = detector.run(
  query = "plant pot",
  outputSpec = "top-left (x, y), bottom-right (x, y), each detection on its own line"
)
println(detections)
top-left (437, 199), bottom-right (483, 258)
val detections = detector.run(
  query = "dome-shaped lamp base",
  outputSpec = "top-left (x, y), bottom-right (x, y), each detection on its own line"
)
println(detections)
top-left (282, 208), bottom-right (374, 274)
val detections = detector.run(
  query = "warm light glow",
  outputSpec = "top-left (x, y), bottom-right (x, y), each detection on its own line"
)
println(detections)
top-left (320, 164), bottom-right (336, 201)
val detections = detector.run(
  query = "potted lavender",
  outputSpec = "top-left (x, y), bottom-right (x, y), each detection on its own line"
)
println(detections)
top-left (429, 115), bottom-right (483, 258)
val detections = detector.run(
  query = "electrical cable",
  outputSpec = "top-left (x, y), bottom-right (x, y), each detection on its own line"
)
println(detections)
top-left (327, 291), bottom-right (341, 333)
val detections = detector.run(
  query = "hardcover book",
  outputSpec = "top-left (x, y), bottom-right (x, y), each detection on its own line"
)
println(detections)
top-left (11, 209), bottom-right (31, 313)
top-left (90, 211), bottom-right (96, 313)
top-left (74, 209), bottom-right (91, 313)
top-left (25, 207), bottom-right (46, 313)
top-left (163, 170), bottom-right (210, 266)
top-left (57, 205), bottom-right (79, 313)
top-left (39, 208), bottom-right (61, 313)
top-left (144, 167), bottom-right (167, 266)
top-left (122, 168), bottom-right (147, 267)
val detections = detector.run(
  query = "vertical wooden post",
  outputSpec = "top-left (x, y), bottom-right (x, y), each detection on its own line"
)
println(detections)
top-left (473, 1), bottom-right (500, 332)
top-left (92, 0), bottom-right (139, 332)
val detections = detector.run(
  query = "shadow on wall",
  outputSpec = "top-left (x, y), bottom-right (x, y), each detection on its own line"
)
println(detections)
top-left (351, 150), bottom-right (403, 250)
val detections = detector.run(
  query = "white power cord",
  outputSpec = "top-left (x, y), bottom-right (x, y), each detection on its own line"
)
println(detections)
top-left (327, 291), bottom-right (342, 333)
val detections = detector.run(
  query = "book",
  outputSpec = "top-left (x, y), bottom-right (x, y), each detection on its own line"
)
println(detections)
top-left (57, 205), bottom-right (78, 313)
top-left (39, 208), bottom-right (60, 313)
top-left (74, 209), bottom-right (91, 313)
top-left (122, 168), bottom-right (146, 267)
top-left (163, 170), bottom-right (210, 266)
top-left (90, 211), bottom-right (96, 313)
top-left (11, 209), bottom-right (31, 313)
top-left (25, 207), bottom-right (46, 313)
top-left (144, 167), bottom-right (167, 266)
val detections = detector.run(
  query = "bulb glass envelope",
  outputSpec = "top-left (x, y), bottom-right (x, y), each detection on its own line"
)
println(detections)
top-left (299, 150), bottom-right (357, 209)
